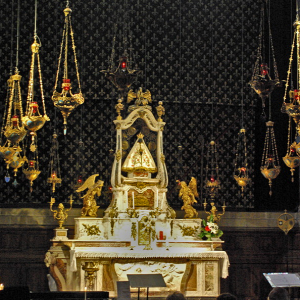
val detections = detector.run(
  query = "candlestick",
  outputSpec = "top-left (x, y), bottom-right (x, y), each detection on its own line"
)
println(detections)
top-left (132, 191), bottom-right (135, 209)
top-left (84, 286), bottom-right (87, 300)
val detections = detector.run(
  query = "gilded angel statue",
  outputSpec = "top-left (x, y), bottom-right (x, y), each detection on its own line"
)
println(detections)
top-left (76, 174), bottom-right (104, 217)
top-left (127, 87), bottom-right (152, 107)
top-left (178, 177), bottom-right (199, 218)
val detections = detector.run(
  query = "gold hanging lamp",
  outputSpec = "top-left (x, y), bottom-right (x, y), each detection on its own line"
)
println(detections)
top-left (47, 131), bottom-right (62, 193)
top-left (234, 129), bottom-right (251, 195)
top-left (22, 0), bottom-right (49, 133)
top-left (282, 117), bottom-right (300, 182)
top-left (281, 1), bottom-right (300, 180)
top-left (22, 0), bottom-right (47, 190)
top-left (233, 7), bottom-right (251, 195)
top-left (254, 0), bottom-right (281, 196)
top-left (249, 0), bottom-right (280, 117)
top-left (23, 156), bottom-right (41, 192)
top-left (52, 0), bottom-right (84, 135)
top-left (3, 74), bottom-right (27, 145)
top-left (0, 0), bottom-right (27, 184)
top-left (204, 141), bottom-right (221, 202)
top-left (261, 121), bottom-right (281, 195)
top-left (102, 0), bottom-right (140, 100)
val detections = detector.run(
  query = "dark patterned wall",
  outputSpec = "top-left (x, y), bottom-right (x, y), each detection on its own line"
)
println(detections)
top-left (0, 0), bottom-right (297, 210)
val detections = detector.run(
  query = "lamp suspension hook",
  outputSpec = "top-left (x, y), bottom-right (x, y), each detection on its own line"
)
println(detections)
top-left (15, 0), bottom-right (20, 72)
top-left (34, 0), bottom-right (37, 39)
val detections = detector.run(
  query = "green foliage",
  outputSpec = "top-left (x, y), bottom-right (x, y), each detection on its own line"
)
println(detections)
top-left (199, 215), bottom-right (223, 240)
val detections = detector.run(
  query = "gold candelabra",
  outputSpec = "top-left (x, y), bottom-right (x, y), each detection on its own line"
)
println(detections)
top-left (49, 195), bottom-right (74, 229)
top-left (203, 200), bottom-right (226, 223)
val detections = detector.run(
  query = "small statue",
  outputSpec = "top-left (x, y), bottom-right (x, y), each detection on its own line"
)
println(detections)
top-left (127, 87), bottom-right (152, 108)
top-left (139, 215), bottom-right (156, 250)
top-left (156, 101), bottom-right (165, 122)
top-left (115, 98), bottom-right (124, 120)
top-left (76, 174), bottom-right (104, 217)
top-left (178, 177), bottom-right (199, 218)
top-left (50, 195), bottom-right (73, 229)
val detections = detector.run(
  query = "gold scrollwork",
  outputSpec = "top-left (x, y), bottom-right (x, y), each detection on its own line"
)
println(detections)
top-left (115, 150), bottom-right (122, 161)
top-left (178, 224), bottom-right (199, 237)
top-left (131, 222), bottom-right (137, 240)
top-left (82, 224), bottom-right (101, 236)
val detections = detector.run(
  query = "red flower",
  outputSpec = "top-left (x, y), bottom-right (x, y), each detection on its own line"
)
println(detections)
top-left (205, 226), bottom-right (211, 232)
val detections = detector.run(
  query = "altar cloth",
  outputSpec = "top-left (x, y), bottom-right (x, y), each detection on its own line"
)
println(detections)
top-left (70, 248), bottom-right (229, 278)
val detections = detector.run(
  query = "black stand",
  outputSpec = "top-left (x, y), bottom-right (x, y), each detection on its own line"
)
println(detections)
top-left (127, 274), bottom-right (166, 300)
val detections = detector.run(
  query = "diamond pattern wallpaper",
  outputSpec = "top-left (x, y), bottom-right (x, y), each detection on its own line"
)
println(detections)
top-left (0, 0), bottom-right (298, 211)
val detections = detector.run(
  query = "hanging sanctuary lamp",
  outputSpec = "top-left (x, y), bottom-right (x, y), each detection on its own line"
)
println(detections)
top-left (204, 140), bottom-right (221, 202)
top-left (281, 0), bottom-right (300, 181)
top-left (204, 8), bottom-right (221, 204)
top-left (233, 5), bottom-right (250, 195)
top-left (52, 0), bottom-right (84, 135)
top-left (102, 0), bottom-right (140, 101)
top-left (0, 0), bottom-right (27, 184)
top-left (261, 121), bottom-right (281, 194)
top-left (249, 0), bottom-right (280, 117)
top-left (47, 131), bottom-right (62, 193)
top-left (259, 1), bottom-right (281, 195)
top-left (22, 0), bottom-right (49, 190)
top-left (234, 129), bottom-right (250, 195)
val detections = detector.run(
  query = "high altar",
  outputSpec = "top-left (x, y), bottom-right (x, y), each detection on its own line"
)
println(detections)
top-left (45, 91), bottom-right (229, 298)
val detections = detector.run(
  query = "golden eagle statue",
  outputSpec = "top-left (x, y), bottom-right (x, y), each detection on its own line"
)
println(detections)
top-left (178, 177), bottom-right (199, 218)
top-left (127, 87), bottom-right (152, 107)
top-left (76, 174), bottom-right (104, 217)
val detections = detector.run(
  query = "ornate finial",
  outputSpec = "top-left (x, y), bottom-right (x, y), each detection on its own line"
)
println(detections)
top-left (115, 98), bottom-right (124, 120)
top-left (156, 101), bottom-right (165, 122)
top-left (137, 132), bottom-right (144, 140)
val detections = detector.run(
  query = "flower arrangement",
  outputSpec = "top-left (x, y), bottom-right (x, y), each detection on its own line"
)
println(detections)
top-left (199, 214), bottom-right (223, 240)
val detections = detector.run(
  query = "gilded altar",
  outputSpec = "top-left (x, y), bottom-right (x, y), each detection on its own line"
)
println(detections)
top-left (45, 90), bottom-right (229, 297)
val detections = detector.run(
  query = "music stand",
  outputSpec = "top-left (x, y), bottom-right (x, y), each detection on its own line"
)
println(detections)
top-left (127, 274), bottom-right (166, 300)
top-left (117, 281), bottom-right (131, 300)
top-left (263, 273), bottom-right (300, 287)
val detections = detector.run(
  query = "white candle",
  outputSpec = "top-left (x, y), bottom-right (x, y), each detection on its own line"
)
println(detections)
top-left (0, 284), bottom-right (4, 290)
top-left (156, 190), bottom-right (159, 207)
top-left (84, 287), bottom-right (87, 300)
top-left (132, 191), bottom-right (135, 209)
top-left (126, 190), bottom-right (129, 208)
